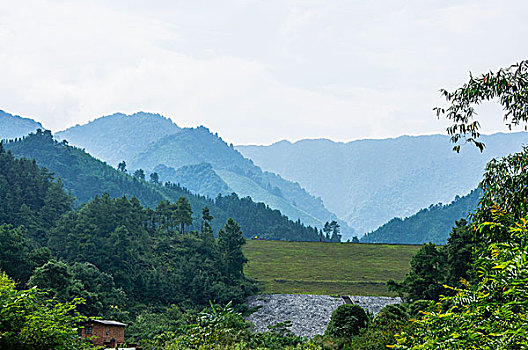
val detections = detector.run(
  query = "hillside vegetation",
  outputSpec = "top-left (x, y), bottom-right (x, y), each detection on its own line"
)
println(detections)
top-left (362, 189), bottom-right (481, 244)
top-left (238, 133), bottom-right (528, 237)
top-left (55, 115), bottom-right (350, 235)
top-left (0, 141), bottom-right (255, 324)
top-left (4, 130), bottom-right (331, 242)
top-left (243, 240), bottom-right (421, 296)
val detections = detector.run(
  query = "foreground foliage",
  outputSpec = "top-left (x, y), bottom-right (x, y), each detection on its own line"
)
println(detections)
top-left (435, 60), bottom-right (528, 152)
top-left (395, 213), bottom-right (528, 349)
top-left (0, 272), bottom-right (90, 350)
top-left (393, 130), bottom-right (528, 348)
top-left (139, 303), bottom-right (314, 350)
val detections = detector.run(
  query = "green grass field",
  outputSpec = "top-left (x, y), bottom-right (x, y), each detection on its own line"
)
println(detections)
top-left (243, 240), bottom-right (421, 296)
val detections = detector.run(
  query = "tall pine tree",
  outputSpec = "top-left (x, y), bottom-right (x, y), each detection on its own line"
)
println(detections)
top-left (218, 218), bottom-right (247, 279)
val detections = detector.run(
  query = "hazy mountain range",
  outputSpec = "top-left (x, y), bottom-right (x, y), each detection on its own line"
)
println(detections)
top-left (2, 110), bottom-right (341, 233)
top-left (237, 133), bottom-right (528, 235)
top-left (2, 130), bottom-right (326, 241)
top-left (3, 109), bottom-right (527, 242)
top-left (53, 112), bottom-right (346, 234)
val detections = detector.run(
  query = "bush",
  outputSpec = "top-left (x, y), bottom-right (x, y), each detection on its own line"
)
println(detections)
top-left (373, 304), bottom-right (408, 325)
top-left (406, 300), bottom-right (431, 319)
top-left (325, 304), bottom-right (369, 338)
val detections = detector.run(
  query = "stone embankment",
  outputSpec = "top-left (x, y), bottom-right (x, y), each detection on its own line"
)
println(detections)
top-left (246, 294), bottom-right (401, 338)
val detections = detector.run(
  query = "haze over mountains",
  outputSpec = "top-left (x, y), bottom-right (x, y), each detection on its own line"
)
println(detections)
top-left (2, 129), bottom-right (328, 242)
top-left (2, 110), bottom-right (340, 234)
top-left (0, 110), bottom-right (43, 140)
top-left (237, 133), bottom-right (528, 235)
top-left (3, 108), bottom-right (528, 242)
top-left (56, 112), bottom-right (181, 167)
top-left (55, 112), bottom-right (343, 233)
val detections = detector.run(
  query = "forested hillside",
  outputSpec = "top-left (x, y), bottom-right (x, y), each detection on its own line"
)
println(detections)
top-left (56, 115), bottom-right (350, 234)
top-left (0, 110), bottom-right (43, 140)
top-left (132, 126), bottom-right (345, 231)
top-left (3, 130), bottom-right (329, 242)
top-left (153, 163), bottom-right (231, 199)
top-left (238, 133), bottom-right (528, 237)
top-left (361, 189), bottom-right (481, 244)
top-left (0, 143), bottom-right (255, 322)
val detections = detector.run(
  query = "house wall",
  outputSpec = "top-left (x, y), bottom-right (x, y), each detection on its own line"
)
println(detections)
top-left (82, 323), bottom-right (125, 347)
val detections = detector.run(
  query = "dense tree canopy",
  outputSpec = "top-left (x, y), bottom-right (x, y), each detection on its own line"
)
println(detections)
top-left (47, 194), bottom-right (256, 310)
top-left (27, 260), bottom-right (126, 319)
top-left (0, 272), bottom-right (88, 350)
top-left (0, 140), bottom-right (72, 244)
top-left (0, 142), bottom-right (257, 326)
top-left (0, 224), bottom-right (48, 285)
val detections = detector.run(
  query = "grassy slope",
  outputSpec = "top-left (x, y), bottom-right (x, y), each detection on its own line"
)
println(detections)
top-left (243, 240), bottom-right (421, 296)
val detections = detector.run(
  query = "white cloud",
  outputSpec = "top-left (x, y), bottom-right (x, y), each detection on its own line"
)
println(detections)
top-left (0, 0), bottom-right (526, 144)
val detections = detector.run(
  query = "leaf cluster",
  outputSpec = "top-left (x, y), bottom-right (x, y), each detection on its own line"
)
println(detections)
top-left (434, 60), bottom-right (528, 152)
top-left (0, 272), bottom-right (91, 350)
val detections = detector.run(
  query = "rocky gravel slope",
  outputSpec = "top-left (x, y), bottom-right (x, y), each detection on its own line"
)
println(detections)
top-left (246, 294), bottom-right (401, 338)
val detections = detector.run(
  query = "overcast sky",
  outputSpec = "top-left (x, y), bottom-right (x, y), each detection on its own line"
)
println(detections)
top-left (0, 1), bottom-right (527, 145)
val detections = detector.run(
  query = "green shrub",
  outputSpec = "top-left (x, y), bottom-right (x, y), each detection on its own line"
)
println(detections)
top-left (406, 300), bottom-right (431, 319)
top-left (325, 304), bottom-right (369, 338)
top-left (139, 302), bottom-right (315, 349)
top-left (373, 304), bottom-right (408, 325)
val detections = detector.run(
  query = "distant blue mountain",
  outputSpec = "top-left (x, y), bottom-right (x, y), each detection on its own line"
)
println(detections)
top-left (0, 110), bottom-right (43, 140)
top-left (237, 133), bottom-right (528, 237)
top-left (56, 112), bottom-right (181, 167)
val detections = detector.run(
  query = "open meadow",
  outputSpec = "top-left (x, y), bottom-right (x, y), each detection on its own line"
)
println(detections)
top-left (243, 240), bottom-right (422, 296)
